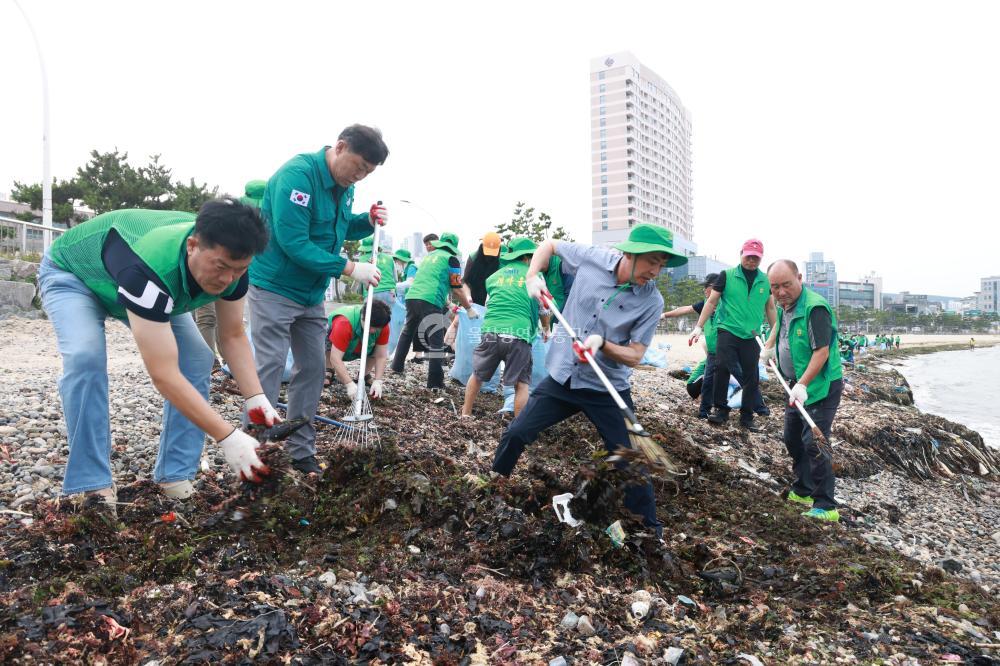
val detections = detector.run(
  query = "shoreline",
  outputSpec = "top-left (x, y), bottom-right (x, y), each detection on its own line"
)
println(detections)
top-left (0, 314), bottom-right (998, 663)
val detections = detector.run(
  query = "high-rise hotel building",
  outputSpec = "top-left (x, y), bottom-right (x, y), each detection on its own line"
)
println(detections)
top-left (590, 52), bottom-right (695, 254)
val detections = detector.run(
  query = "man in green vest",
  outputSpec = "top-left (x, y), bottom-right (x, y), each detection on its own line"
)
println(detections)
top-left (390, 232), bottom-right (477, 389)
top-left (760, 260), bottom-right (843, 522)
top-left (37, 199), bottom-right (276, 508)
top-left (356, 234), bottom-right (397, 306)
top-left (690, 239), bottom-right (777, 431)
top-left (325, 300), bottom-right (392, 400)
top-left (249, 125), bottom-right (389, 475)
top-left (662, 273), bottom-right (719, 418)
top-left (461, 237), bottom-right (541, 417)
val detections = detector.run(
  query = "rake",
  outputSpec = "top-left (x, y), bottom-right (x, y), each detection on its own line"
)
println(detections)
top-left (333, 204), bottom-right (384, 449)
top-left (539, 291), bottom-right (684, 477)
top-left (754, 334), bottom-right (832, 457)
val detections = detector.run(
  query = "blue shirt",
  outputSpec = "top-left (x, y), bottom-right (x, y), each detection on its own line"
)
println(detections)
top-left (546, 242), bottom-right (664, 392)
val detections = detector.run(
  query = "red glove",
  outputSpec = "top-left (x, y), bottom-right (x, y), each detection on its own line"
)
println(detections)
top-left (369, 203), bottom-right (387, 226)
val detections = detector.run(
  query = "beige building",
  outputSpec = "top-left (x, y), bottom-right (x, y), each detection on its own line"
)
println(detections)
top-left (590, 51), bottom-right (694, 253)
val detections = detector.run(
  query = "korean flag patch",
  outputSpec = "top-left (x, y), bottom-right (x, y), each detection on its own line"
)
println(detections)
top-left (290, 190), bottom-right (311, 207)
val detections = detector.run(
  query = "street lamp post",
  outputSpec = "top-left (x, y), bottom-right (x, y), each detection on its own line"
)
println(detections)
top-left (13, 0), bottom-right (52, 251)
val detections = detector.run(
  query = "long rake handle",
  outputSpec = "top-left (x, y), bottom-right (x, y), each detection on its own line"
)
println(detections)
top-left (753, 335), bottom-right (822, 431)
top-left (540, 292), bottom-right (644, 435)
top-left (275, 402), bottom-right (355, 429)
top-left (352, 202), bottom-right (382, 418)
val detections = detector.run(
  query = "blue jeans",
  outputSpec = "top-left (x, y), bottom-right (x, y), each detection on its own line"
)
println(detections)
top-left (38, 254), bottom-right (214, 494)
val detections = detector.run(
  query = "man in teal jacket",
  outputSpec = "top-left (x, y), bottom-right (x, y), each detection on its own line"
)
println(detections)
top-left (249, 125), bottom-right (389, 474)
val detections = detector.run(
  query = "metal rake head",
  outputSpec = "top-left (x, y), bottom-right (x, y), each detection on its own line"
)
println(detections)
top-left (332, 388), bottom-right (381, 449)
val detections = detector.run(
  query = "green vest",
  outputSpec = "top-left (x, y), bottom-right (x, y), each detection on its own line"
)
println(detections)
top-left (49, 209), bottom-right (240, 320)
top-left (703, 310), bottom-right (718, 355)
top-left (715, 266), bottom-right (770, 339)
top-left (406, 248), bottom-right (455, 307)
top-left (777, 287), bottom-right (843, 405)
top-left (359, 251), bottom-right (397, 294)
top-left (545, 255), bottom-right (567, 311)
top-left (328, 305), bottom-right (384, 362)
top-left (481, 261), bottom-right (539, 343)
top-left (687, 358), bottom-right (706, 385)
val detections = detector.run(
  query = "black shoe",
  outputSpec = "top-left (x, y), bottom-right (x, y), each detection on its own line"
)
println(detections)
top-left (697, 412), bottom-right (709, 420)
top-left (707, 409), bottom-right (728, 425)
top-left (755, 406), bottom-right (771, 417)
top-left (291, 455), bottom-right (322, 475)
top-left (740, 419), bottom-right (762, 433)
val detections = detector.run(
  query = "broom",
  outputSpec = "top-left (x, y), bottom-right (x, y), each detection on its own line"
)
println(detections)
top-left (754, 334), bottom-right (832, 457)
top-left (538, 291), bottom-right (685, 477)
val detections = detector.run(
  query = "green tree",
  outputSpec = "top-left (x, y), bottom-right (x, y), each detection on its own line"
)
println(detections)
top-left (11, 179), bottom-right (87, 226)
top-left (171, 178), bottom-right (219, 213)
top-left (495, 201), bottom-right (573, 244)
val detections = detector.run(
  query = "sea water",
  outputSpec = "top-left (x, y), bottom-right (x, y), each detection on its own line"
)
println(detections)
top-left (897, 344), bottom-right (1000, 450)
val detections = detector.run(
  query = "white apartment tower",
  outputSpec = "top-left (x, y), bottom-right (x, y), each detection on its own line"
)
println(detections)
top-left (590, 51), bottom-right (694, 253)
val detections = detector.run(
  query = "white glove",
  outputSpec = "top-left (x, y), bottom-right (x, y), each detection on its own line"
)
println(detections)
top-left (760, 345), bottom-right (776, 365)
top-left (466, 306), bottom-right (480, 320)
top-left (688, 326), bottom-right (703, 346)
top-left (789, 382), bottom-right (808, 406)
top-left (526, 274), bottom-right (549, 302)
top-left (220, 429), bottom-right (269, 482)
top-left (369, 379), bottom-right (384, 399)
top-left (349, 262), bottom-right (381, 287)
top-left (245, 393), bottom-right (280, 427)
top-left (345, 381), bottom-right (358, 399)
top-left (573, 334), bottom-right (604, 362)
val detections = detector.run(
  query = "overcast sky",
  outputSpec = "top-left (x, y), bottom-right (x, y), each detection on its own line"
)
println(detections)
top-left (2, 0), bottom-right (997, 296)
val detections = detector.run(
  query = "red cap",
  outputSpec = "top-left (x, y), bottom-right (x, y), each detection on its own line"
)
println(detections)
top-left (741, 238), bottom-right (764, 258)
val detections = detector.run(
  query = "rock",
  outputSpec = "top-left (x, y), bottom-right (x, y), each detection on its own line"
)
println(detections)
top-left (664, 647), bottom-right (685, 665)
top-left (738, 655), bottom-right (764, 666)
top-left (438, 623), bottom-right (450, 637)
top-left (939, 558), bottom-right (964, 574)
top-left (407, 545), bottom-right (420, 554)
top-left (383, 498), bottom-right (397, 511)
top-left (560, 611), bottom-right (578, 630)
top-left (575, 614), bottom-right (595, 636)
top-left (31, 464), bottom-right (55, 478)
top-left (317, 571), bottom-right (337, 588)
top-left (958, 603), bottom-right (970, 614)
top-left (0, 425), bottom-right (16, 436)
top-left (549, 658), bottom-right (567, 666)
top-left (0, 281), bottom-right (36, 310)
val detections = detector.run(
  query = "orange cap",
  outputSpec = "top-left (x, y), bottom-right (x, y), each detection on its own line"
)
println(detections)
top-left (482, 232), bottom-right (502, 257)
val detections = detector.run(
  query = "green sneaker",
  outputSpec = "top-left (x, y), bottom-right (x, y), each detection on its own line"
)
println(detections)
top-left (787, 491), bottom-right (814, 507)
top-left (802, 507), bottom-right (840, 522)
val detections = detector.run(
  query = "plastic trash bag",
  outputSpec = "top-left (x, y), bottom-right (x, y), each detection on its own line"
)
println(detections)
top-left (640, 342), bottom-right (670, 368)
top-left (387, 295), bottom-right (406, 356)
top-left (726, 362), bottom-right (770, 409)
top-left (448, 303), bottom-right (501, 393)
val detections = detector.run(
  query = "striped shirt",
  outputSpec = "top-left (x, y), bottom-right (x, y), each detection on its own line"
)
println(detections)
top-left (546, 242), bottom-right (663, 392)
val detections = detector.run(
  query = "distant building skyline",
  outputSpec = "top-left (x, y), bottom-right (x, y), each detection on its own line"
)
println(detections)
top-left (589, 51), bottom-right (695, 256)
top-left (805, 251), bottom-right (838, 308)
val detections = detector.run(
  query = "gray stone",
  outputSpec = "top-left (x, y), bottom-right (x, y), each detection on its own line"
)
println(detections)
top-left (559, 611), bottom-right (578, 630)
top-left (664, 647), bottom-right (685, 665)
top-left (549, 659), bottom-right (567, 666)
top-left (11, 260), bottom-right (39, 280)
top-left (575, 614), bottom-right (595, 636)
top-left (31, 464), bottom-right (55, 478)
top-left (0, 259), bottom-right (11, 280)
top-left (0, 280), bottom-right (36, 310)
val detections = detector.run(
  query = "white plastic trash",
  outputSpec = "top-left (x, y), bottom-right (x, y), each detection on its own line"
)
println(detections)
top-left (552, 493), bottom-right (582, 527)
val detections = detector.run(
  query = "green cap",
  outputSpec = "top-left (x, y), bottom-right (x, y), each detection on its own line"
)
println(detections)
top-left (392, 248), bottom-right (412, 263)
top-left (360, 235), bottom-right (374, 248)
top-left (239, 179), bottom-right (266, 209)
top-left (500, 236), bottom-right (537, 261)
top-left (430, 232), bottom-right (460, 255)
top-left (613, 224), bottom-right (688, 267)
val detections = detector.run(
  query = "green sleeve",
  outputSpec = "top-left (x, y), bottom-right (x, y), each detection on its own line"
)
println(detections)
top-left (345, 209), bottom-right (375, 241)
top-left (270, 167), bottom-right (346, 276)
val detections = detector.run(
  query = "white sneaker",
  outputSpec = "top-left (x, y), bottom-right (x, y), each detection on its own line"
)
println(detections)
top-left (159, 480), bottom-right (194, 499)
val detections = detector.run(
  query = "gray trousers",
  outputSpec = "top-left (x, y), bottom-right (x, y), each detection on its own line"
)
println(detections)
top-left (248, 285), bottom-right (326, 460)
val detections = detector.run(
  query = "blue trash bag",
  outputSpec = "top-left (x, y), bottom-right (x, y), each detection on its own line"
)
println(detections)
top-left (500, 335), bottom-right (552, 413)
top-left (448, 303), bottom-right (501, 393)
top-left (640, 342), bottom-right (670, 368)
top-left (726, 361), bottom-right (772, 408)
top-left (387, 295), bottom-right (406, 356)
top-left (226, 325), bottom-right (294, 382)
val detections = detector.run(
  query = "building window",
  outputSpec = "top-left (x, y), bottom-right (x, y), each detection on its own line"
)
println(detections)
top-left (600, 163), bottom-right (607, 172)
top-left (599, 95), bottom-right (605, 104)
top-left (601, 175), bottom-right (608, 183)
top-left (600, 129), bottom-right (606, 138)
top-left (599, 83), bottom-right (606, 93)
top-left (600, 152), bottom-right (606, 161)
top-left (599, 106), bottom-right (606, 116)
top-left (602, 198), bottom-right (608, 207)
top-left (599, 118), bottom-right (606, 127)
top-left (600, 140), bottom-right (606, 150)
top-left (601, 186), bottom-right (607, 195)
top-left (598, 71), bottom-right (605, 80)
top-left (601, 209), bottom-right (608, 219)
